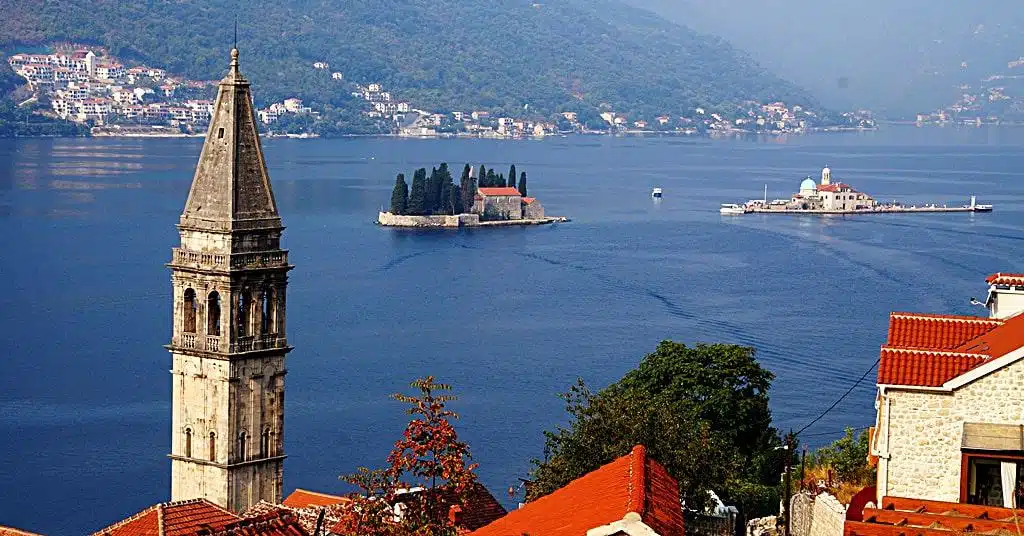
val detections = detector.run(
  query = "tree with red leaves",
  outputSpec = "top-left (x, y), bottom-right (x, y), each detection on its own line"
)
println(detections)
top-left (336, 377), bottom-right (479, 536)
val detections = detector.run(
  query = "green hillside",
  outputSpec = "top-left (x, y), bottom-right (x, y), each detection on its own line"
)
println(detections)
top-left (2, 0), bottom-right (822, 119)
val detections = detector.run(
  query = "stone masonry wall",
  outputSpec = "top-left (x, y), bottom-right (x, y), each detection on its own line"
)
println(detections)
top-left (790, 492), bottom-right (845, 536)
top-left (881, 357), bottom-right (1024, 502)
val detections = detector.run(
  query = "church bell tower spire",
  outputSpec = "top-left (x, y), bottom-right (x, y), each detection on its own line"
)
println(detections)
top-left (167, 47), bottom-right (293, 513)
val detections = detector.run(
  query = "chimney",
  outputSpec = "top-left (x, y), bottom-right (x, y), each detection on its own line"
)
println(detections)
top-left (985, 273), bottom-right (1024, 319)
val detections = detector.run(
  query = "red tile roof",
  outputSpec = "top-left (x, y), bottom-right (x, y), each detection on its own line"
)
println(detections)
top-left (986, 272), bottom-right (1024, 286)
top-left (0, 526), bottom-right (43, 536)
top-left (281, 489), bottom-right (349, 509)
top-left (886, 313), bottom-right (1002, 351)
top-left (198, 511), bottom-right (309, 536)
top-left (93, 499), bottom-right (239, 536)
top-left (817, 183), bottom-right (855, 193)
top-left (846, 496), bottom-right (1024, 536)
top-left (477, 187), bottom-right (521, 197)
top-left (521, 197), bottom-right (536, 205)
top-left (469, 445), bottom-right (684, 536)
top-left (877, 348), bottom-right (988, 386)
top-left (954, 310), bottom-right (1024, 358)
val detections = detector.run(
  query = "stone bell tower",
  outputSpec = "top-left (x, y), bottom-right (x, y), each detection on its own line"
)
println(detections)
top-left (167, 48), bottom-right (292, 513)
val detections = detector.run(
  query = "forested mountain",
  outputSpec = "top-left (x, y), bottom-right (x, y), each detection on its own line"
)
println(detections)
top-left (1, 0), bottom-right (821, 118)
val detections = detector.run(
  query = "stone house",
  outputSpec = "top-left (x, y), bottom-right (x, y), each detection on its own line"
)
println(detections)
top-left (473, 187), bottom-right (523, 220)
top-left (868, 273), bottom-right (1024, 508)
top-left (523, 196), bottom-right (545, 219)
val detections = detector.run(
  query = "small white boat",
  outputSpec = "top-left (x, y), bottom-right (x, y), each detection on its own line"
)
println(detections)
top-left (651, 187), bottom-right (663, 198)
top-left (720, 203), bottom-right (745, 215)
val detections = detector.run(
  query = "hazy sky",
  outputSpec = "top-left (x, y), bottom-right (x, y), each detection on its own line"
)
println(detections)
top-left (626, 0), bottom-right (1024, 115)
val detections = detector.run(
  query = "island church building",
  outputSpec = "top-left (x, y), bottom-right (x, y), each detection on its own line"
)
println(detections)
top-left (789, 166), bottom-right (876, 211)
top-left (166, 47), bottom-right (292, 513)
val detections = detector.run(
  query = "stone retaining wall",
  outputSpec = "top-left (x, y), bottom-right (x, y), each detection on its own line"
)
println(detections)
top-left (790, 492), bottom-right (845, 536)
top-left (377, 212), bottom-right (479, 227)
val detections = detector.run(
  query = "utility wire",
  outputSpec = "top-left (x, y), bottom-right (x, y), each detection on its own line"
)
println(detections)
top-left (794, 358), bottom-right (880, 437)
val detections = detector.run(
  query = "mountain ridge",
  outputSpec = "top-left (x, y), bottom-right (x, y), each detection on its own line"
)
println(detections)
top-left (1, 0), bottom-right (825, 120)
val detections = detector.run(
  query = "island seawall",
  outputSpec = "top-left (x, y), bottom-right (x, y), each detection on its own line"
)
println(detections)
top-left (377, 212), bottom-right (565, 228)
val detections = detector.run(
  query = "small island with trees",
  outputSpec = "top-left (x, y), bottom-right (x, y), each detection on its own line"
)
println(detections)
top-left (378, 162), bottom-right (566, 227)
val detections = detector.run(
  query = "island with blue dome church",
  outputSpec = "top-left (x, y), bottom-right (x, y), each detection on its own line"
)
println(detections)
top-left (723, 166), bottom-right (992, 215)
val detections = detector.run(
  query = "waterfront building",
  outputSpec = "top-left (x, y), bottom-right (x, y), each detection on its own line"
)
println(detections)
top-left (843, 273), bottom-right (1024, 536)
top-left (788, 167), bottom-right (876, 211)
top-left (167, 48), bottom-right (293, 513)
top-left (472, 187), bottom-right (525, 220)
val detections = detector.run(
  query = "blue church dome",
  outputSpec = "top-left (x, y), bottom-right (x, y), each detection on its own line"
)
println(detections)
top-left (800, 178), bottom-right (817, 191)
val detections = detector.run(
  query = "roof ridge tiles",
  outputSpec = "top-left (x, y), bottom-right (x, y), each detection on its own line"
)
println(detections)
top-left (627, 445), bottom-right (646, 515)
top-left (880, 346), bottom-right (989, 358)
top-left (889, 312), bottom-right (1001, 323)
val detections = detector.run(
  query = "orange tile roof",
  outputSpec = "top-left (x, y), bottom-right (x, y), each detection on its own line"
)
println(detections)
top-left (200, 510), bottom-right (309, 536)
top-left (469, 445), bottom-right (684, 536)
top-left (281, 489), bottom-right (349, 509)
top-left (521, 197), bottom-right (536, 205)
top-left (955, 310), bottom-right (1024, 358)
top-left (93, 499), bottom-right (239, 536)
top-left (0, 526), bottom-right (43, 536)
top-left (886, 312), bottom-right (1002, 351)
top-left (477, 187), bottom-right (521, 197)
top-left (877, 348), bottom-right (987, 387)
top-left (986, 272), bottom-right (1024, 286)
top-left (846, 496), bottom-right (1024, 536)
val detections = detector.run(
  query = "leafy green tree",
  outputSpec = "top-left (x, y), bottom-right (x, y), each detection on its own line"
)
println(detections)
top-left (531, 341), bottom-right (783, 517)
top-left (426, 167), bottom-right (440, 214)
top-left (447, 183), bottom-right (461, 215)
top-left (478, 165), bottom-right (487, 187)
top-left (498, 173), bottom-right (506, 187)
top-left (439, 180), bottom-right (453, 216)
top-left (408, 168), bottom-right (427, 215)
top-left (486, 169), bottom-right (496, 188)
top-left (518, 171), bottom-right (528, 197)
top-left (390, 173), bottom-right (409, 215)
top-left (508, 165), bottom-right (517, 190)
top-left (460, 165), bottom-right (477, 214)
top-left (812, 427), bottom-right (872, 484)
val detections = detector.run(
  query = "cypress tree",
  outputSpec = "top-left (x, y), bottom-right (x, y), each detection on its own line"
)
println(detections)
top-left (486, 169), bottom-right (496, 188)
top-left (498, 173), bottom-right (506, 187)
top-left (440, 180), bottom-right (453, 216)
top-left (478, 164), bottom-right (487, 187)
top-left (426, 166), bottom-right (440, 213)
top-left (390, 173), bottom-right (408, 215)
top-left (460, 168), bottom-right (477, 214)
top-left (408, 168), bottom-right (427, 215)
top-left (518, 171), bottom-right (528, 197)
top-left (508, 165), bottom-right (517, 190)
top-left (449, 183), bottom-right (461, 215)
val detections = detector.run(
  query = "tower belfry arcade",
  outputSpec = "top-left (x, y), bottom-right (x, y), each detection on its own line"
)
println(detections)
top-left (166, 48), bottom-right (293, 513)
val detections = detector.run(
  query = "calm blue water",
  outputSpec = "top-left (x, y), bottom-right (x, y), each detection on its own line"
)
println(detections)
top-left (2, 127), bottom-right (1023, 533)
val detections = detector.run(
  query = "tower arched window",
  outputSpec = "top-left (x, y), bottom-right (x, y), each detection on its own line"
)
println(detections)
top-left (261, 287), bottom-right (277, 335)
top-left (209, 432), bottom-right (216, 462)
top-left (184, 428), bottom-right (193, 458)
top-left (261, 429), bottom-right (271, 457)
top-left (237, 431), bottom-right (247, 461)
top-left (183, 288), bottom-right (197, 333)
top-left (207, 291), bottom-right (221, 336)
top-left (237, 291), bottom-right (249, 337)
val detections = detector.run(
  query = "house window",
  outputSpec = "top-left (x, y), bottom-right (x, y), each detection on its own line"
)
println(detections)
top-left (965, 456), bottom-right (1023, 507)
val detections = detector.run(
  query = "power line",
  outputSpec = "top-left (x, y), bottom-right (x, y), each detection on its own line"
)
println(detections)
top-left (798, 425), bottom-right (871, 439)
top-left (794, 358), bottom-right (880, 437)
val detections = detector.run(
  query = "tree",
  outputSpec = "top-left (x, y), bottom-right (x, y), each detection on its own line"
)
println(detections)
top-left (518, 171), bottom-right (528, 197)
top-left (426, 167), bottom-right (441, 214)
top-left (508, 165), bottom-right (517, 190)
top-left (459, 164), bottom-right (476, 214)
top-left (530, 341), bottom-right (783, 518)
top-left (478, 164), bottom-right (487, 187)
top-left (390, 173), bottom-right (409, 215)
top-left (336, 377), bottom-right (479, 536)
top-left (447, 183), bottom-right (461, 215)
top-left (407, 168), bottom-right (427, 215)
top-left (440, 180), bottom-right (453, 216)
top-left (486, 169), bottom-right (496, 188)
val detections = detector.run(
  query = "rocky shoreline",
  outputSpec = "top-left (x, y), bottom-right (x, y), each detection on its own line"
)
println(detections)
top-left (376, 211), bottom-right (567, 228)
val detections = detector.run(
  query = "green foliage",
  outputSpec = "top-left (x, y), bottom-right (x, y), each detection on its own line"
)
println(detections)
top-left (485, 169), bottom-right (496, 188)
top-left (390, 173), bottom-right (409, 215)
top-left (809, 428), bottom-right (873, 484)
top-left (0, 0), bottom-right (823, 120)
top-left (407, 168), bottom-right (427, 215)
top-left (459, 164), bottom-right (476, 214)
top-left (508, 165), bottom-right (516, 190)
top-left (518, 172), bottom-right (527, 197)
top-left (531, 341), bottom-right (783, 517)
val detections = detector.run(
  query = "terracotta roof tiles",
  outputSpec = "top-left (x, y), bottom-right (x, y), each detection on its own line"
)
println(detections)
top-left (886, 312), bottom-right (1002, 351)
top-left (877, 348), bottom-right (988, 387)
top-left (986, 272), bottom-right (1024, 286)
top-left (477, 187), bottom-right (521, 197)
top-left (0, 526), bottom-right (44, 536)
top-left (281, 489), bottom-right (348, 509)
top-left (93, 499), bottom-right (240, 536)
top-left (469, 445), bottom-right (684, 536)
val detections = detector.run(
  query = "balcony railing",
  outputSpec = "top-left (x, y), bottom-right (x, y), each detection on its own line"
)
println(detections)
top-left (205, 337), bottom-right (220, 352)
top-left (171, 248), bottom-right (227, 269)
top-left (230, 335), bottom-right (287, 353)
top-left (229, 252), bottom-right (289, 270)
top-left (181, 333), bottom-right (197, 349)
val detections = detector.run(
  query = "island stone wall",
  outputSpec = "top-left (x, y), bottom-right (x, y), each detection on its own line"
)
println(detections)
top-left (377, 212), bottom-right (480, 227)
top-left (875, 356), bottom-right (1024, 503)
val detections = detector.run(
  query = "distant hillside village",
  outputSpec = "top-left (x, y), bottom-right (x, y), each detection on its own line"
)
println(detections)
top-left (5, 44), bottom-right (875, 138)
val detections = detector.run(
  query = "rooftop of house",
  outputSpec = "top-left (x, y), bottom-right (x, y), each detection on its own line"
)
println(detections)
top-left (92, 498), bottom-right (239, 536)
top-left (878, 275), bottom-right (1024, 388)
top-left (987, 272), bottom-right (1024, 286)
top-left (468, 445), bottom-right (684, 536)
top-left (522, 197), bottom-right (536, 205)
top-left (0, 526), bottom-right (43, 536)
top-left (196, 511), bottom-right (308, 536)
top-left (281, 489), bottom-right (349, 509)
top-left (817, 183), bottom-right (857, 193)
top-left (477, 187), bottom-right (521, 197)
top-left (846, 496), bottom-right (1024, 536)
